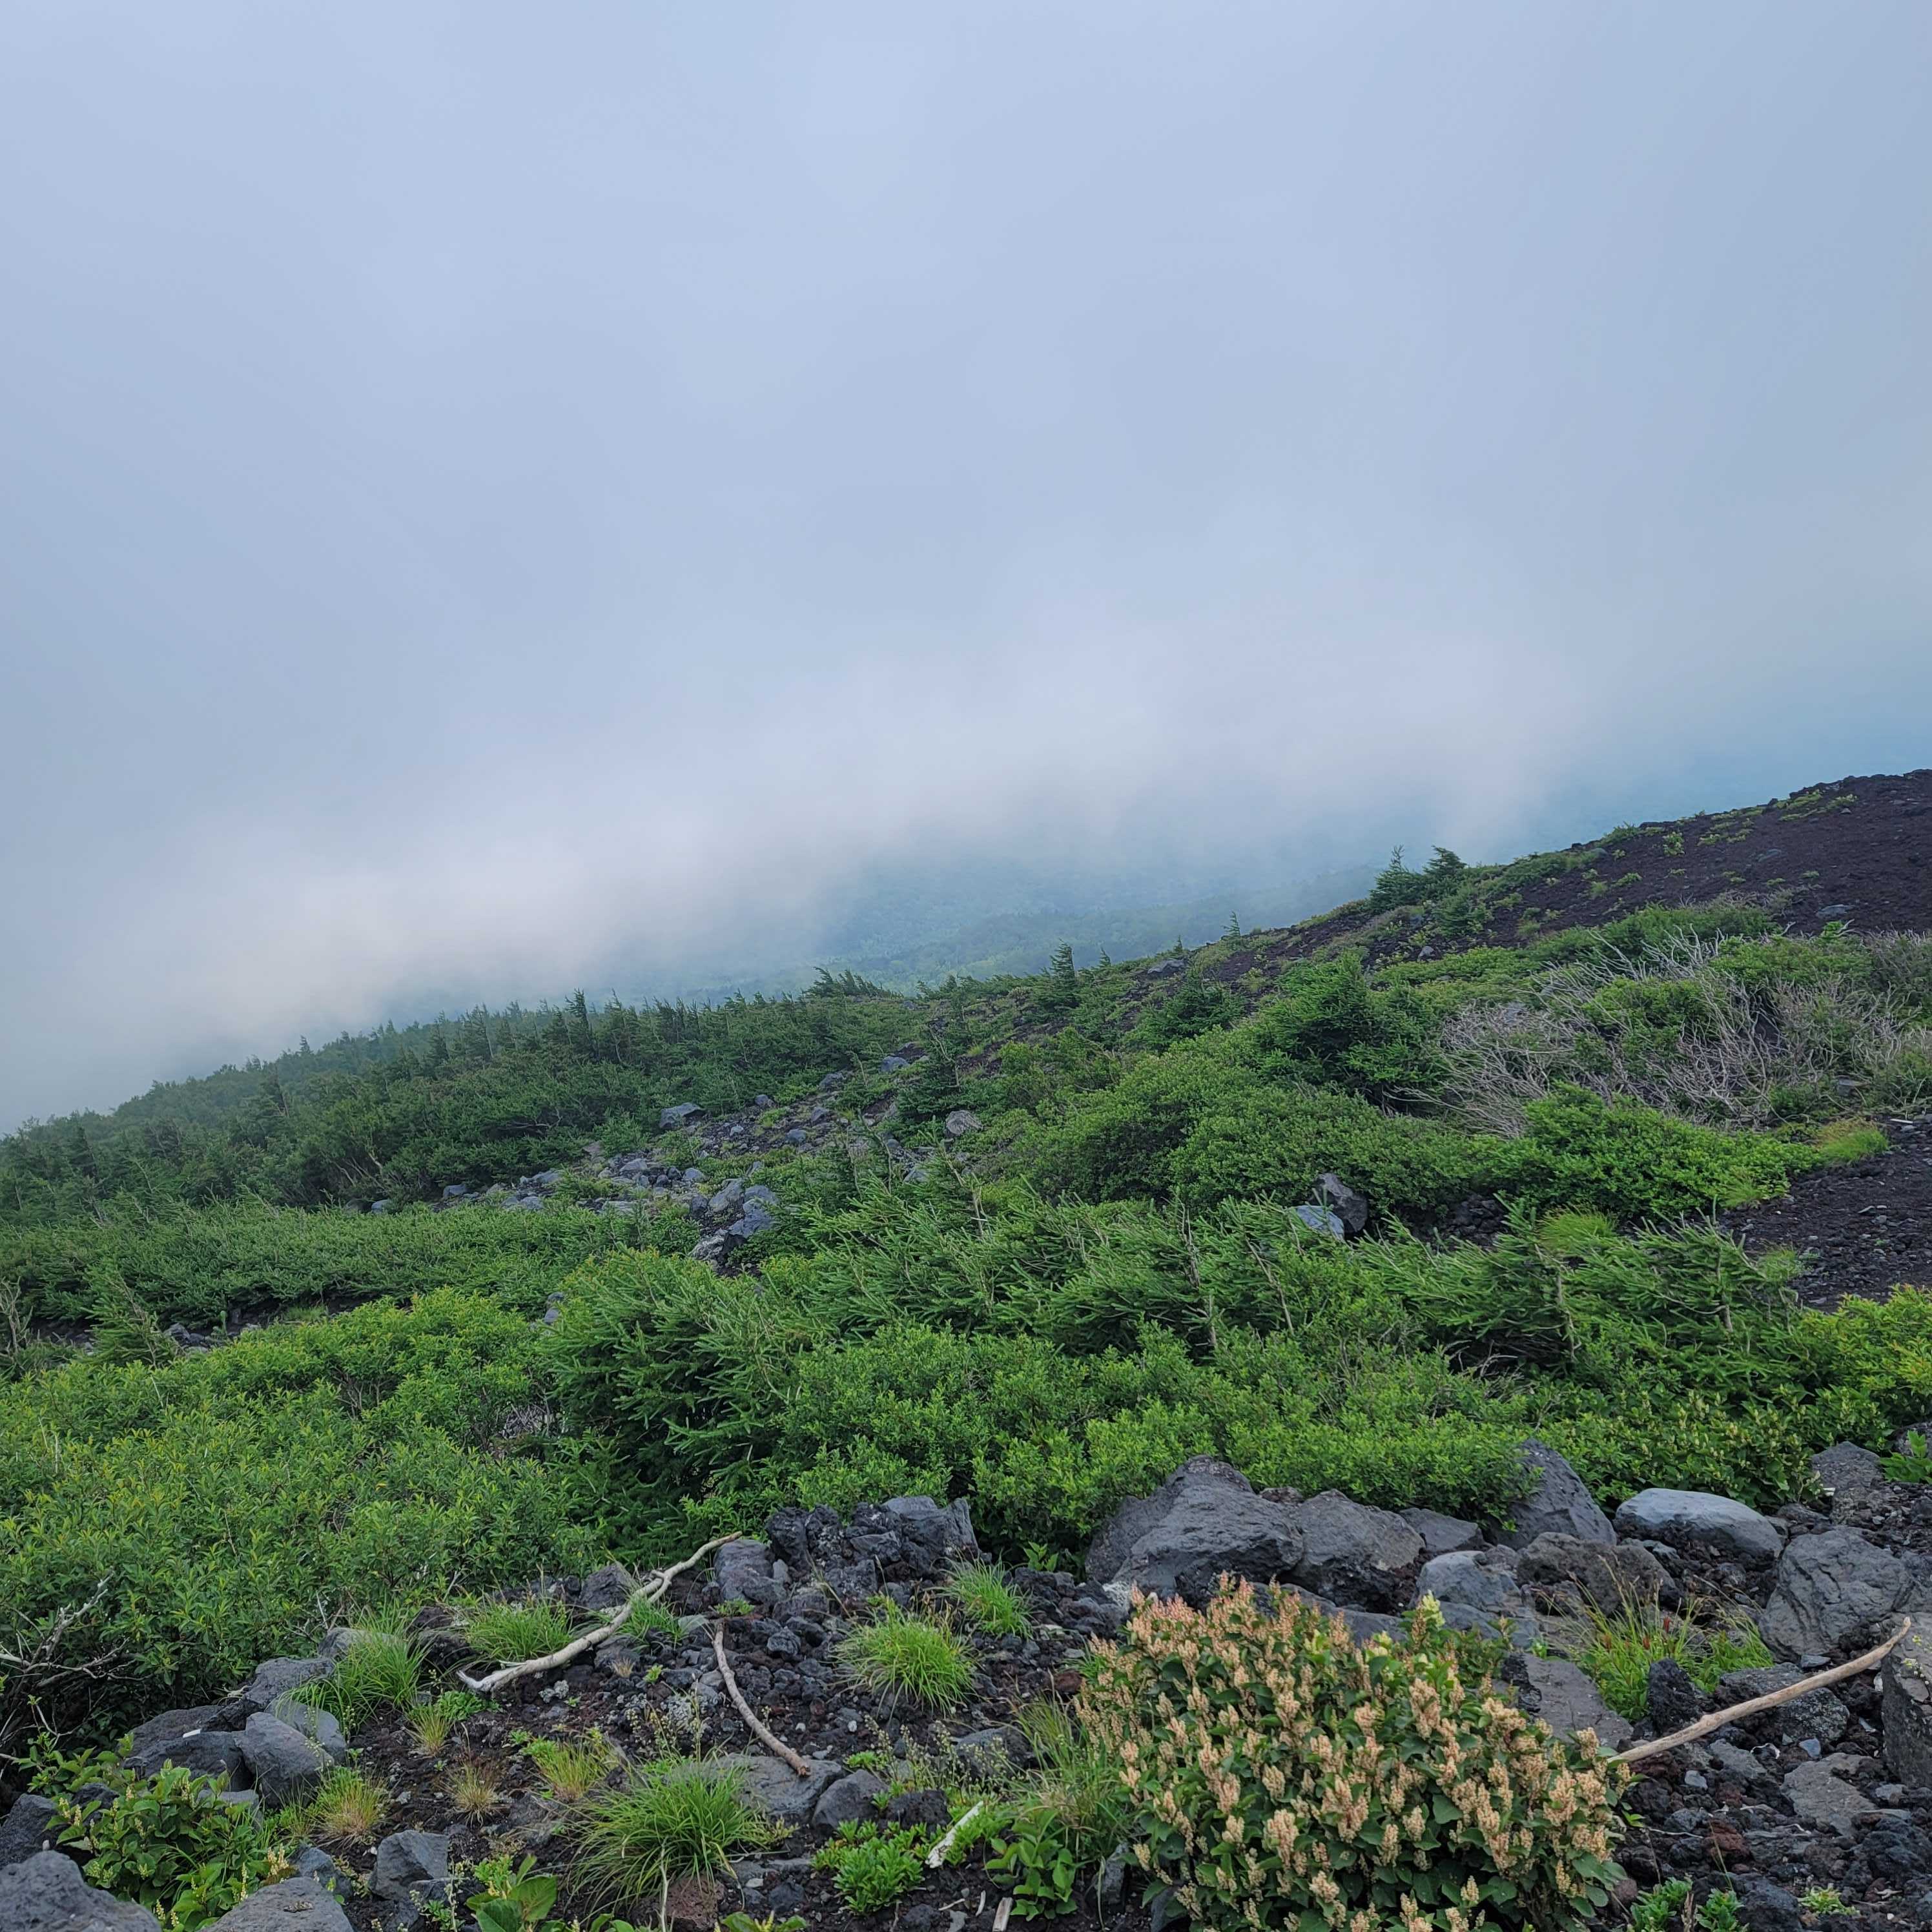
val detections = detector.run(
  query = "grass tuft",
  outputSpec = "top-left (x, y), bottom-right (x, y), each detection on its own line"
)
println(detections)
top-left (576, 1758), bottom-right (776, 1900)
top-left (1569, 1598), bottom-right (1773, 1721)
top-left (838, 1602), bottom-right (974, 1711)
top-left (293, 1629), bottom-right (424, 1731)
top-left (945, 1562), bottom-right (1033, 1638)
top-left (307, 1766), bottom-right (386, 1843)
top-left (450, 1759), bottom-right (501, 1818)
top-left (525, 1729), bottom-right (619, 1802)
top-left (464, 1594), bottom-right (579, 1665)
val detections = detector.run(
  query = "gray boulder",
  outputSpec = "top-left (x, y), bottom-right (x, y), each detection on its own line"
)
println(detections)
top-left (579, 1561), bottom-right (640, 1612)
top-left (879, 1056), bottom-right (910, 1073)
top-left (943, 1110), bottom-right (983, 1138)
top-left (0, 1793), bottom-right (58, 1869)
top-left (708, 1178), bottom-right (746, 1218)
top-left (1290, 1492), bottom-right (1423, 1610)
top-left (1399, 1508), bottom-right (1483, 1558)
top-left (709, 1754), bottom-right (845, 1826)
top-left (1783, 1759), bottom-right (1878, 1838)
top-left (1811, 1443), bottom-right (1887, 1512)
top-left (1645, 1659), bottom-right (1703, 1732)
top-left (660, 1103), bottom-right (704, 1129)
top-left (0, 1851), bottom-right (161, 1929)
top-left (1292, 1205), bottom-right (1346, 1238)
top-left (1084, 1457), bottom-right (1304, 1607)
top-left (1500, 1440), bottom-right (1614, 1548)
top-left (205, 1879), bottom-right (353, 1931)
top-left (1760, 1528), bottom-right (1918, 1657)
top-left (881, 1495), bottom-right (978, 1562)
top-left (1315, 1173), bottom-right (1368, 1234)
top-left (267, 1696), bottom-right (347, 1762)
top-left (371, 1830), bottom-right (448, 1903)
top-left (812, 1771), bottom-right (887, 1829)
top-left (238, 1712), bottom-right (333, 1807)
top-left (714, 1539), bottom-right (781, 1609)
top-left (1516, 1532), bottom-right (1669, 1614)
top-left (238, 1656), bottom-right (330, 1711)
top-left (1612, 1488), bottom-right (1783, 1565)
top-left (125, 1703), bottom-right (247, 1780)
top-left (1514, 1654), bottom-right (1633, 1749)
top-left (1716, 1665), bottom-right (1848, 1747)
top-left (1882, 1621), bottom-right (1932, 1789)
top-left (1415, 1549), bottom-right (1541, 1647)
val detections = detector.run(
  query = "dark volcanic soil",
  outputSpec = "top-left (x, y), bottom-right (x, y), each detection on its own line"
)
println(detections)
top-left (1121, 768), bottom-right (1932, 1036)
top-left (1722, 1117), bottom-right (1932, 1310)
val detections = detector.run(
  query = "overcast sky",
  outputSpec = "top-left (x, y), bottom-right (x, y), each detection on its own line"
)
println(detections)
top-left (4, 2), bottom-right (1930, 1125)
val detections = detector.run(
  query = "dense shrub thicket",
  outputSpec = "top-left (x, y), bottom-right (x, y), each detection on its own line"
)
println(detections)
top-left (3, 900), bottom-right (1931, 1747)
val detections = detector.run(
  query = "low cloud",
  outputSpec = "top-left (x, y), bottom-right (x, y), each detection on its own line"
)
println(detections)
top-left (5, 1), bottom-right (1929, 1124)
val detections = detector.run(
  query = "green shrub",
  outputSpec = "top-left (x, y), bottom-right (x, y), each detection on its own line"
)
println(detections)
top-left (1248, 953), bottom-right (1441, 1103)
top-left (1134, 971), bottom-right (1238, 1049)
top-left (989, 1703), bottom-right (1133, 1918)
top-left (838, 1604), bottom-right (974, 1712)
top-left (1081, 1584), bottom-right (1625, 1931)
top-left (1495, 1087), bottom-right (1826, 1220)
top-left (0, 1291), bottom-right (593, 1748)
top-left (56, 1762), bottom-right (296, 1928)
top-left (576, 1758), bottom-right (776, 1900)
top-left (813, 1820), bottom-right (930, 1911)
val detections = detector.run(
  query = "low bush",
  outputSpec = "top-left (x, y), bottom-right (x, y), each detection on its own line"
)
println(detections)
top-left (1494, 1087), bottom-right (1831, 1222)
top-left (54, 1762), bottom-right (296, 1929)
top-left (813, 1820), bottom-right (930, 1911)
top-left (1081, 1585), bottom-right (1625, 1931)
top-left (0, 1291), bottom-right (593, 1748)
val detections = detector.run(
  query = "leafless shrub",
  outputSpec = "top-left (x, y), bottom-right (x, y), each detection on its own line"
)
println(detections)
top-left (1441, 931), bottom-right (1932, 1135)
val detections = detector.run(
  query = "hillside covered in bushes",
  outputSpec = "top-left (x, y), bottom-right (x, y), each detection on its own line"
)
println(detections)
top-left (4, 768), bottom-right (1932, 1931)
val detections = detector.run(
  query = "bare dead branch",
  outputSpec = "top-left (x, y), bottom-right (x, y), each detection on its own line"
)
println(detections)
top-left (1616, 1618), bottom-right (1909, 1765)
top-left (457, 1534), bottom-right (735, 1695)
top-left (710, 1621), bottom-right (810, 1776)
